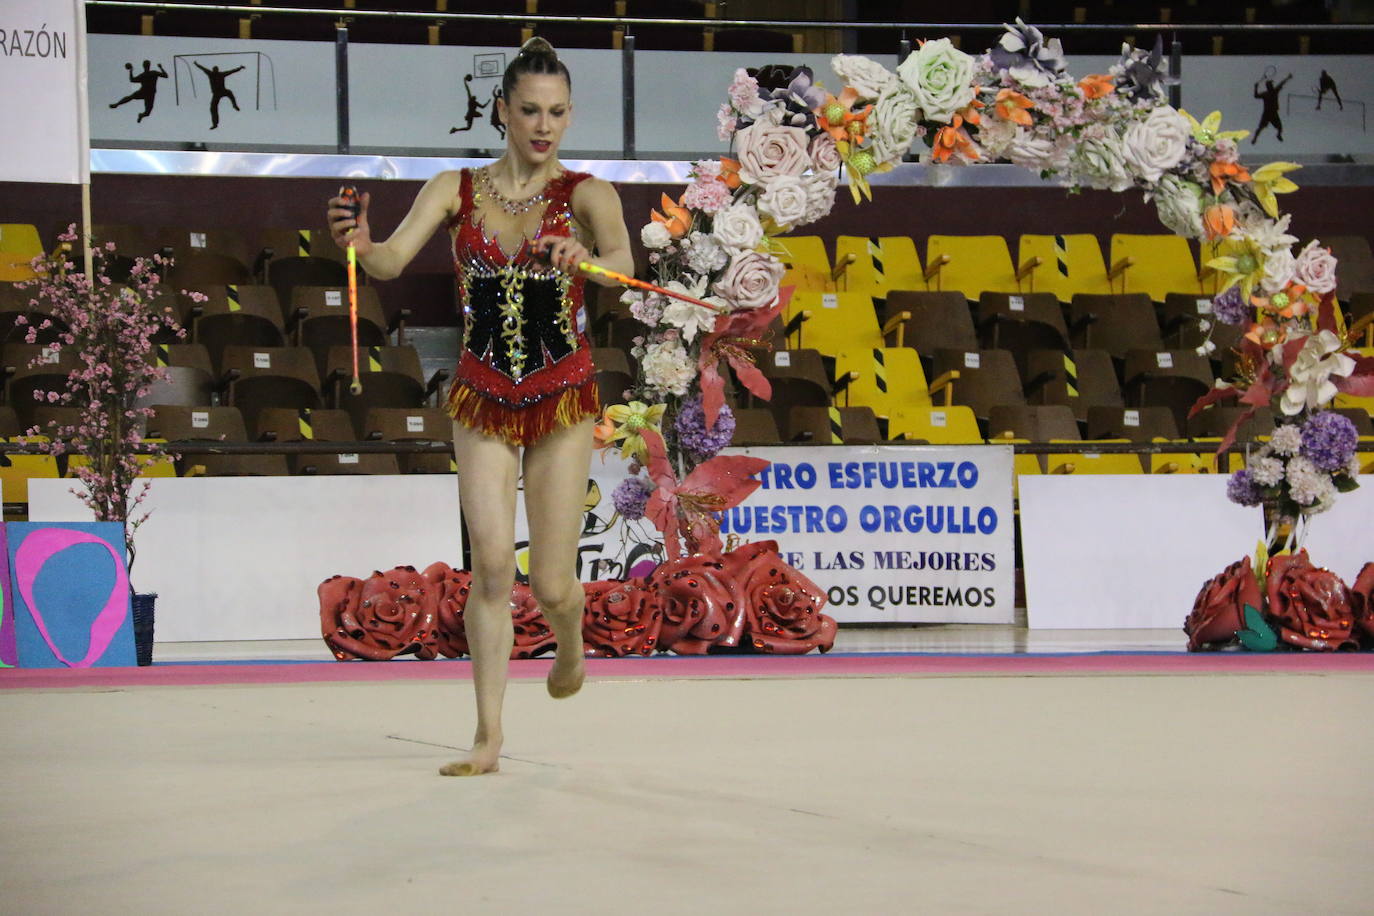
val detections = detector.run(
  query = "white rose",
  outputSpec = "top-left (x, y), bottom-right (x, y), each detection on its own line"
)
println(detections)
top-left (870, 84), bottom-right (920, 165)
top-left (1008, 130), bottom-right (1066, 173)
top-left (711, 202), bottom-right (764, 253)
top-left (1122, 105), bottom-right (1191, 183)
top-left (640, 221), bottom-right (672, 250)
top-left (809, 133), bottom-right (842, 173)
top-left (734, 122), bottom-right (811, 183)
top-left (1073, 126), bottom-right (1133, 192)
top-left (896, 38), bottom-right (976, 124)
top-left (641, 337), bottom-right (695, 397)
top-left (1294, 239), bottom-right (1338, 294)
top-left (756, 176), bottom-right (809, 230)
top-left (801, 170), bottom-right (838, 226)
top-left (831, 54), bottom-right (898, 101)
top-left (1149, 174), bottom-right (1205, 239)
top-left (1261, 247), bottom-right (1296, 294)
top-left (714, 250), bottom-right (785, 310)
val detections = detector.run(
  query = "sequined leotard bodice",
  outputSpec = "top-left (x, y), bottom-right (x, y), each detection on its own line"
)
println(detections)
top-left (443, 168), bottom-right (599, 446)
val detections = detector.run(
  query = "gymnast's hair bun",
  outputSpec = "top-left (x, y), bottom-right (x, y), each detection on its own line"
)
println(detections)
top-left (518, 36), bottom-right (559, 60)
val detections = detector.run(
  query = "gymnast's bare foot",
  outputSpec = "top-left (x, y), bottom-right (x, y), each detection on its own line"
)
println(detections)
top-left (439, 733), bottom-right (502, 776)
top-left (547, 637), bottom-right (586, 699)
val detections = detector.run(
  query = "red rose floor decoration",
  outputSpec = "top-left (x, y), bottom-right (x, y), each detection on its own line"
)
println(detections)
top-left (319, 541), bottom-right (837, 661)
top-left (1186, 552), bottom-right (1374, 652)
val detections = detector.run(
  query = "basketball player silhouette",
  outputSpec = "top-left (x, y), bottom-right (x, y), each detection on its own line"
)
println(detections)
top-left (449, 74), bottom-right (491, 134)
top-left (109, 60), bottom-right (168, 123)
top-left (195, 61), bottom-right (245, 130)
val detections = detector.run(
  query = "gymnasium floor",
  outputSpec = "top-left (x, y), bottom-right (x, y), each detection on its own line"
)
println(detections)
top-left (2, 627), bottom-right (1372, 915)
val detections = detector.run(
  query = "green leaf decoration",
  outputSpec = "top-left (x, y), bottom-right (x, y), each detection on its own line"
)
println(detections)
top-left (1236, 604), bottom-right (1278, 652)
top-left (1334, 475), bottom-right (1361, 494)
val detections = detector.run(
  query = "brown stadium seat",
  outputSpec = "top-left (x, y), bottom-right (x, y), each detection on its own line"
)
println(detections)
top-left (181, 283), bottom-right (287, 375)
top-left (265, 255), bottom-right (348, 308)
top-left (592, 347), bottom-right (634, 412)
top-left (620, 0), bottom-right (709, 50)
top-left (530, 0), bottom-right (623, 49)
top-left (1024, 348), bottom-right (1123, 423)
top-left (138, 343), bottom-right (216, 408)
top-left (1121, 348), bottom-right (1215, 433)
top-left (258, 227), bottom-right (348, 270)
top-left (288, 285), bottom-right (393, 378)
top-left (746, 348), bottom-right (832, 430)
top-left (1066, 293), bottom-right (1163, 360)
top-left (147, 405), bottom-right (287, 476)
top-left (883, 290), bottom-right (979, 358)
top-left (2, 343), bottom-right (82, 429)
top-left (1322, 236), bottom-right (1374, 304)
top-left (166, 250), bottom-right (253, 289)
top-left (30, 406), bottom-right (84, 439)
top-left (0, 406), bottom-right (20, 438)
top-left (325, 345), bottom-right (446, 434)
top-left (363, 407), bottom-right (454, 474)
top-left (255, 406), bottom-right (398, 475)
top-left (1086, 405), bottom-right (1181, 442)
top-left (931, 348), bottom-right (1025, 422)
top-left (220, 345), bottom-right (322, 435)
top-left (731, 408), bottom-right (782, 447)
top-left (785, 406), bottom-right (882, 445)
top-left (986, 405), bottom-right (1082, 442)
top-left (1159, 292), bottom-right (1245, 356)
top-left (0, 282), bottom-right (67, 347)
top-left (1186, 405), bottom-right (1277, 445)
top-left (976, 291), bottom-right (1070, 377)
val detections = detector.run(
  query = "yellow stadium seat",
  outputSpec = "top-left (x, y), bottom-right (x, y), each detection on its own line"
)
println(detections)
top-left (1109, 234), bottom-right (1202, 301)
top-left (787, 290), bottom-right (899, 353)
top-left (925, 235), bottom-right (1019, 300)
top-left (832, 236), bottom-right (923, 295)
top-left (65, 439), bottom-right (178, 479)
top-left (988, 435), bottom-right (1043, 497)
top-left (834, 347), bottom-right (933, 414)
top-left (0, 436), bottom-right (59, 508)
top-left (887, 405), bottom-right (982, 443)
top-left (1191, 437), bottom-right (1245, 473)
top-left (772, 235), bottom-right (832, 293)
top-left (1148, 437), bottom-right (1207, 474)
top-left (1334, 348), bottom-right (1374, 419)
top-left (1018, 234), bottom-right (1113, 300)
top-left (0, 224), bottom-right (45, 282)
top-left (1046, 439), bottom-right (1145, 474)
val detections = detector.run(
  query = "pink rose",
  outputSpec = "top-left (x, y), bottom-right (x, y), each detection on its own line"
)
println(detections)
top-left (1294, 239), bottom-right (1338, 295)
top-left (734, 122), bottom-right (811, 184)
top-left (809, 133), bottom-right (842, 173)
top-left (714, 250), bottom-right (785, 310)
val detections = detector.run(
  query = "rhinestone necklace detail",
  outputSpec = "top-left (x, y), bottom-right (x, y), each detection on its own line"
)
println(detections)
top-left (476, 165), bottom-right (553, 216)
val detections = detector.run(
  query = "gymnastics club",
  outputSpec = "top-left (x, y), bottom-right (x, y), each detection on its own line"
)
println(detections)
top-left (534, 247), bottom-right (728, 313)
top-left (338, 185), bottom-right (364, 395)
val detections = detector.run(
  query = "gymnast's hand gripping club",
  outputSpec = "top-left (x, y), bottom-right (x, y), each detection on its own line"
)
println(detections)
top-left (532, 243), bottom-right (727, 312)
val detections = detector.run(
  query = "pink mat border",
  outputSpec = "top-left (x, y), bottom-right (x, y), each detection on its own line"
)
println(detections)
top-left (2, 652), bottom-right (1372, 689)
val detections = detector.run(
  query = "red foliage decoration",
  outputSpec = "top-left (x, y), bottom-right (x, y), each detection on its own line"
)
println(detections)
top-left (1345, 562), bottom-right (1374, 647)
top-left (319, 543), bottom-right (836, 660)
top-left (1264, 550), bottom-right (1357, 651)
top-left (1183, 556), bottom-right (1262, 651)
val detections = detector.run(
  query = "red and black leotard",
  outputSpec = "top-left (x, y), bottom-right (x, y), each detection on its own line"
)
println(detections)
top-left (443, 168), bottom-right (600, 446)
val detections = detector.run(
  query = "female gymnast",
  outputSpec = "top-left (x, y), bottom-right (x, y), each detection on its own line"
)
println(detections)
top-left (328, 37), bottom-right (634, 776)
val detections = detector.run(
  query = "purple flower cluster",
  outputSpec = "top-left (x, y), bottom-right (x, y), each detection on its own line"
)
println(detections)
top-left (612, 476), bottom-right (654, 521)
top-left (1300, 411), bottom-right (1358, 472)
top-left (1211, 285), bottom-right (1250, 326)
top-left (674, 395), bottom-right (736, 459)
top-left (1226, 468), bottom-right (1265, 507)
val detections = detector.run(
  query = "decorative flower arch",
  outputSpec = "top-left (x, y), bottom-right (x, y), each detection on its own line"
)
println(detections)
top-left (596, 19), bottom-right (1374, 558)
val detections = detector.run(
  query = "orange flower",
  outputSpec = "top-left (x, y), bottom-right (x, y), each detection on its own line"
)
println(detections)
top-left (650, 192), bottom-right (691, 238)
top-left (814, 87), bottom-right (872, 144)
top-left (1203, 204), bottom-right (1235, 241)
top-left (719, 157), bottom-right (743, 190)
top-left (1078, 74), bottom-right (1115, 100)
top-left (993, 89), bottom-right (1033, 127)
top-left (1252, 283), bottom-right (1311, 320)
top-left (592, 411), bottom-right (617, 450)
top-left (1244, 317), bottom-right (1286, 349)
top-left (931, 115), bottom-right (980, 164)
top-left (1209, 160), bottom-right (1251, 195)
top-left (954, 97), bottom-right (984, 127)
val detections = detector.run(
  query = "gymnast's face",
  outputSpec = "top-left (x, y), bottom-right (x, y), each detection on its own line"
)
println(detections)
top-left (500, 74), bottom-right (572, 167)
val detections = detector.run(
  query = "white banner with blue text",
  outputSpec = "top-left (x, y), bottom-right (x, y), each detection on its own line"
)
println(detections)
top-left (718, 444), bottom-right (1016, 624)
